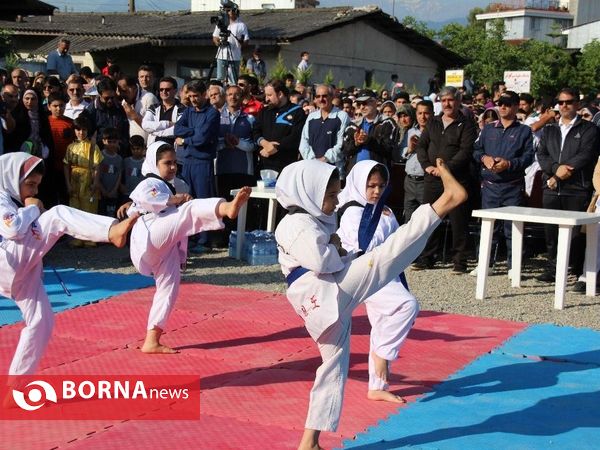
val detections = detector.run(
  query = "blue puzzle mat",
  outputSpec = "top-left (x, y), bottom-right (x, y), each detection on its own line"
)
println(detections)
top-left (343, 324), bottom-right (600, 449)
top-left (0, 268), bottom-right (154, 326)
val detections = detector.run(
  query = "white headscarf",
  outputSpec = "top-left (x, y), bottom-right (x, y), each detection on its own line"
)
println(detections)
top-left (0, 152), bottom-right (43, 200)
top-left (276, 159), bottom-right (337, 228)
top-left (338, 160), bottom-right (387, 208)
top-left (141, 141), bottom-right (171, 177)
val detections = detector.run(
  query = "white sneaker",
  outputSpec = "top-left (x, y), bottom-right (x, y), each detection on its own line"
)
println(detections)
top-left (469, 266), bottom-right (491, 277)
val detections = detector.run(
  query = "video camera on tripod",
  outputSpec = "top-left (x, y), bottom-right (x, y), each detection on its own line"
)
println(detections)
top-left (210, 0), bottom-right (239, 44)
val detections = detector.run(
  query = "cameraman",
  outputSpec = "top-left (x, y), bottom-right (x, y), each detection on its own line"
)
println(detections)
top-left (212, 3), bottom-right (249, 85)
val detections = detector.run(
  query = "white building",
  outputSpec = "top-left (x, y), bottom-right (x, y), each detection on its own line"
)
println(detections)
top-left (476, 1), bottom-right (573, 44)
top-left (562, 0), bottom-right (600, 49)
top-left (191, 0), bottom-right (317, 12)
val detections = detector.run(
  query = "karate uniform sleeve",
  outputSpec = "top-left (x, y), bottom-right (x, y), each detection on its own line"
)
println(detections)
top-left (0, 192), bottom-right (40, 240)
top-left (337, 207), bottom-right (362, 252)
top-left (128, 178), bottom-right (170, 214)
top-left (285, 220), bottom-right (345, 274)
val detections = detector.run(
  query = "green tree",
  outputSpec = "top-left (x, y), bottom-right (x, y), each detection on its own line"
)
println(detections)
top-left (576, 40), bottom-right (600, 93)
top-left (269, 54), bottom-right (289, 82)
top-left (322, 69), bottom-right (334, 86)
top-left (401, 16), bottom-right (436, 39)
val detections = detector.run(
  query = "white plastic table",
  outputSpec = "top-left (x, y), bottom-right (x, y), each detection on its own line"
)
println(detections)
top-left (230, 187), bottom-right (278, 260)
top-left (472, 206), bottom-right (600, 309)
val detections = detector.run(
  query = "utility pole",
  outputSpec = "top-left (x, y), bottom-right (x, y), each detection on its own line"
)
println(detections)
top-left (129, 0), bottom-right (136, 13)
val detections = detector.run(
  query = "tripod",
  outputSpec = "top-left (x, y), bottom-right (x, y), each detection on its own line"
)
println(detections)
top-left (208, 35), bottom-right (239, 85)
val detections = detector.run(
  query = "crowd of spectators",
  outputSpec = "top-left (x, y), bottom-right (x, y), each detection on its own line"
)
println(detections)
top-left (1, 41), bottom-right (600, 290)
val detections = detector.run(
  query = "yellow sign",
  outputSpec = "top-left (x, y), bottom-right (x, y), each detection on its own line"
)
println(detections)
top-left (445, 70), bottom-right (464, 87)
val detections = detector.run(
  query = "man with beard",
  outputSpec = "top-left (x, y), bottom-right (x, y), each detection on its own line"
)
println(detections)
top-left (84, 77), bottom-right (129, 154)
top-left (238, 74), bottom-right (263, 118)
top-left (299, 84), bottom-right (349, 175)
top-left (253, 79), bottom-right (306, 175)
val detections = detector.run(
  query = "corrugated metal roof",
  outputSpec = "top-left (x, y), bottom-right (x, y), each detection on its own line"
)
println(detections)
top-left (33, 35), bottom-right (150, 55)
top-left (0, 7), bottom-right (465, 66)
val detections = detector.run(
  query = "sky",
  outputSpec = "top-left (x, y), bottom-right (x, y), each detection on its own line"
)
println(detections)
top-left (47, 0), bottom-right (492, 23)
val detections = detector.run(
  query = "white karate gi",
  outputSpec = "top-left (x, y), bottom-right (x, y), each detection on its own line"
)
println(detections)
top-left (127, 142), bottom-right (224, 331)
top-left (0, 153), bottom-right (116, 375)
top-left (275, 160), bottom-right (441, 432)
top-left (337, 160), bottom-right (418, 391)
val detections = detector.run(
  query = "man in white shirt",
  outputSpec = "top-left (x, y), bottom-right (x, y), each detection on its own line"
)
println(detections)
top-left (212, 4), bottom-right (249, 85)
top-left (117, 75), bottom-right (158, 143)
top-left (298, 51), bottom-right (310, 71)
top-left (64, 78), bottom-right (89, 120)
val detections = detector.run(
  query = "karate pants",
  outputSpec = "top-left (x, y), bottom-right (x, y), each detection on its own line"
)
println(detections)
top-left (130, 198), bottom-right (223, 331)
top-left (305, 204), bottom-right (440, 431)
top-left (2, 206), bottom-right (115, 375)
top-left (365, 280), bottom-right (418, 390)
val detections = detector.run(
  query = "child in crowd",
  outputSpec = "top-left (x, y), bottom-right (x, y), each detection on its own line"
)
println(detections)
top-left (47, 93), bottom-right (74, 206)
top-left (337, 160), bottom-right (418, 404)
top-left (121, 135), bottom-right (146, 202)
top-left (98, 127), bottom-right (122, 218)
top-left (63, 115), bottom-right (103, 247)
top-left (0, 152), bottom-right (138, 376)
top-left (274, 158), bottom-right (467, 450)
top-left (120, 141), bottom-right (251, 354)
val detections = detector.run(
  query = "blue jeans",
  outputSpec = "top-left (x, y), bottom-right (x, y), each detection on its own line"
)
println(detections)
top-left (216, 59), bottom-right (240, 84)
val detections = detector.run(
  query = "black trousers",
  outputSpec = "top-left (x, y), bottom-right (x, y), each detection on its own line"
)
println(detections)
top-left (419, 178), bottom-right (471, 266)
top-left (214, 173), bottom-right (257, 246)
top-left (542, 191), bottom-right (591, 276)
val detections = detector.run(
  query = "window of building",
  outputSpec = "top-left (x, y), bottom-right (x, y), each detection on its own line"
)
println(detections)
top-left (530, 17), bottom-right (540, 31)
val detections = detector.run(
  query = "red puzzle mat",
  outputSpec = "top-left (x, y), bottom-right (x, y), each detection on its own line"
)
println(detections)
top-left (0, 284), bottom-right (526, 449)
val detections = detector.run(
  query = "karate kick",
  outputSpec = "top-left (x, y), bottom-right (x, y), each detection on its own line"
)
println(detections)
top-left (121, 141), bottom-right (251, 354)
top-left (0, 152), bottom-right (138, 376)
top-left (274, 158), bottom-right (467, 450)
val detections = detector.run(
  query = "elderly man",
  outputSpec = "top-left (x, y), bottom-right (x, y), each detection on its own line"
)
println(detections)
top-left (46, 38), bottom-right (78, 81)
top-left (10, 68), bottom-right (28, 96)
top-left (117, 75), bottom-right (158, 143)
top-left (342, 89), bottom-right (397, 173)
top-left (208, 84), bottom-right (226, 112)
top-left (299, 84), bottom-right (349, 175)
top-left (413, 86), bottom-right (477, 274)
top-left (536, 87), bottom-right (600, 283)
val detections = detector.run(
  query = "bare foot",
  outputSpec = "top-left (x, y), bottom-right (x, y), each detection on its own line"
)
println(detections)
top-left (108, 213), bottom-right (139, 248)
top-left (141, 328), bottom-right (178, 354)
top-left (431, 158), bottom-right (468, 218)
top-left (141, 343), bottom-right (179, 354)
top-left (218, 187), bottom-right (252, 219)
top-left (298, 429), bottom-right (323, 450)
top-left (371, 352), bottom-right (389, 384)
top-left (367, 389), bottom-right (406, 403)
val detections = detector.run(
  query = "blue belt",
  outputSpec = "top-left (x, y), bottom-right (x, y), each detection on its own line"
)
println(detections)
top-left (286, 266), bottom-right (310, 287)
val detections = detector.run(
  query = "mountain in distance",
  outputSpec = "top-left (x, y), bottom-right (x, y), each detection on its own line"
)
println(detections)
top-left (425, 16), bottom-right (468, 30)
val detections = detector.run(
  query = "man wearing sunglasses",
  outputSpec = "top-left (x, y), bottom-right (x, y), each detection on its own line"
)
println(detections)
top-left (536, 88), bottom-right (600, 283)
top-left (472, 91), bottom-right (534, 276)
top-left (64, 78), bottom-right (89, 120)
top-left (142, 77), bottom-right (184, 151)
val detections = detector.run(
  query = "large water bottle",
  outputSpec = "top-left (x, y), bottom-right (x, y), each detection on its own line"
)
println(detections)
top-left (228, 231), bottom-right (237, 258)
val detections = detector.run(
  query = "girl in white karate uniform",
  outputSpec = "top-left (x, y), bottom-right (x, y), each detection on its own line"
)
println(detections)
top-left (274, 158), bottom-right (467, 450)
top-left (124, 141), bottom-right (250, 354)
top-left (337, 160), bottom-right (418, 403)
top-left (0, 152), bottom-right (137, 376)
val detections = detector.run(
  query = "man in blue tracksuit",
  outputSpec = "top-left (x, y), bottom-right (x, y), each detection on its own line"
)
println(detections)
top-left (174, 79), bottom-right (220, 250)
top-left (473, 91), bottom-right (534, 271)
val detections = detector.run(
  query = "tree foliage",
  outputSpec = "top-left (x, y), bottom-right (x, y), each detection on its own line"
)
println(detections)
top-left (401, 16), bottom-right (436, 39)
top-left (436, 8), bottom-right (593, 96)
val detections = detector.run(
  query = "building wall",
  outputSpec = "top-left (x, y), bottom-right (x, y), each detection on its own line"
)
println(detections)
top-left (277, 21), bottom-right (439, 93)
top-left (191, 0), bottom-right (295, 12)
top-left (571, 0), bottom-right (600, 26)
top-left (485, 15), bottom-right (571, 42)
top-left (566, 20), bottom-right (600, 48)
